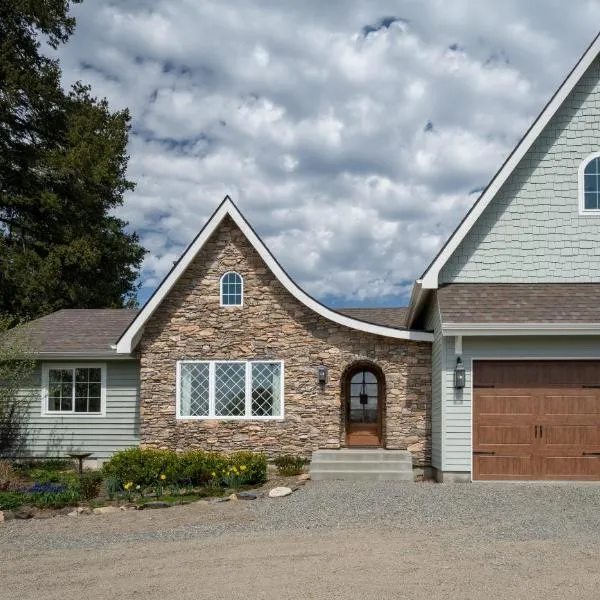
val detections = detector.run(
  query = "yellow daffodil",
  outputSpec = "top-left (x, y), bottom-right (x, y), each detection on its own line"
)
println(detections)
top-left (240, 465), bottom-right (247, 471)
top-left (211, 471), bottom-right (216, 477)
top-left (159, 473), bottom-right (166, 481)
top-left (124, 481), bottom-right (133, 490)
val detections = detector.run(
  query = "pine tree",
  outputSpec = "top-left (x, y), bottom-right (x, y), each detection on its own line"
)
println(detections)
top-left (0, 1), bottom-right (146, 322)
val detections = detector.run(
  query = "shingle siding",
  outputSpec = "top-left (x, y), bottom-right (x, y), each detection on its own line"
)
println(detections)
top-left (21, 360), bottom-right (140, 460)
top-left (440, 58), bottom-right (600, 284)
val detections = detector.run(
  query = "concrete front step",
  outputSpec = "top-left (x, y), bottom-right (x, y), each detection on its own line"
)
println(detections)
top-left (310, 469), bottom-right (414, 481)
top-left (311, 449), bottom-right (413, 462)
top-left (310, 460), bottom-right (412, 472)
top-left (309, 449), bottom-right (414, 481)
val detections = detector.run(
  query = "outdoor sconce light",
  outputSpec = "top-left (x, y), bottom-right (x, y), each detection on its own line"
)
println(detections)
top-left (318, 364), bottom-right (328, 385)
top-left (454, 357), bottom-right (466, 389)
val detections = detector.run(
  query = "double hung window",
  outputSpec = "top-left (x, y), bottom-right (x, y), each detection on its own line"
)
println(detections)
top-left (42, 364), bottom-right (105, 415)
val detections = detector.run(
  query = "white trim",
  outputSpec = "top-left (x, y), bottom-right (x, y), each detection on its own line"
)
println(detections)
top-left (454, 335), bottom-right (462, 355)
top-left (41, 363), bottom-right (107, 417)
top-left (421, 33), bottom-right (600, 288)
top-left (176, 359), bottom-right (285, 420)
top-left (219, 271), bottom-right (244, 307)
top-left (115, 198), bottom-right (433, 352)
top-left (37, 353), bottom-right (134, 360)
top-left (442, 323), bottom-right (600, 336)
top-left (578, 151), bottom-right (600, 215)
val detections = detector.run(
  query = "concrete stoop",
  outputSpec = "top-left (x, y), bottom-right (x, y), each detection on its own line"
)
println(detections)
top-left (309, 449), bottom-right (414, 481)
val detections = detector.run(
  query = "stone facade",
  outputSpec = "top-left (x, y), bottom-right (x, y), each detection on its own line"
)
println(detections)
top-left (138, 217), bottom-right (432, 465)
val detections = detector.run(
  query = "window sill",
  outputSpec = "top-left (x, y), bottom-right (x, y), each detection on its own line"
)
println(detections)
top-left (176, 416), bottom-right (284, 421)
top-left (579, 208), bottom-right (600, 216)
top-left (41, 412), bottom-right (106, 418)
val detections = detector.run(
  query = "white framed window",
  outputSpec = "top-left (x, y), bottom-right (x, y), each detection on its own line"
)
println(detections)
top-left (177, 360), bottom-right (284, 420)
top-left (41, 364), bottom-right (107, 417)
top-left (220, 271), bottom-right (243, 306)
top-left (579, 152), bottom-right (600, 215)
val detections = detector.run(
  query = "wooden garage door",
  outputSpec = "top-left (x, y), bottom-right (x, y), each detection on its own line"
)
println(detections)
top-left (473, 361), bottom-right (600, 481)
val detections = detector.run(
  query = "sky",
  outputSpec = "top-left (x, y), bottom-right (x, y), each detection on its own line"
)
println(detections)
top-left (54, 0), bottom-right (600, 307)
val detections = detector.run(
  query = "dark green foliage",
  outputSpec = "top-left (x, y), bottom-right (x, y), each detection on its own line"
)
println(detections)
top-left (102, 448), bottom-right (268, 492)
top-left (78, 470), bottom-right (103, 500)
top-left (273, 454), bottom-right (309, 476)
top-left (102, 448), bottom-right (180, 489)
top-left (0, 1), bottom-right (146, 321)
top-left (0, 491), bottom-right (24, 510)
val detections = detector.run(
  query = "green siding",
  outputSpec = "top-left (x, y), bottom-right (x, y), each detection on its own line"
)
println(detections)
top-left (22, 360), bottom-right (140, 460)
top-left (441, 58), bottom-right (600, 283)
top-left (441, 336), bottom-right (600, 473)
top-left (424, 298), bottom-right (443, 470)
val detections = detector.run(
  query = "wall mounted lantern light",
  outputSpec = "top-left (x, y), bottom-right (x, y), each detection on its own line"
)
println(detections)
top-left (317, 364), bottom-right (328, 385)
top-left (454, 357), bottom-right (466, 389)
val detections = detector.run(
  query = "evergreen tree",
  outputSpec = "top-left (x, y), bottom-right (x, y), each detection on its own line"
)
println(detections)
top-left (0, 1), bottom-right (146, 322)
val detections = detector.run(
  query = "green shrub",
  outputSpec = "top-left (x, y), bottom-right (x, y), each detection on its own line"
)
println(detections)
top-left (227, 451), bottom-right (267, 485)
top-left (28, 487), bottom-right (80, 508)
top-left (102, 448), bottom-right (180, 489)
top-left (78, 471), bottom-right (103, 500)
top-left (0, 491), bottom-right (24, 510)
top-left (273, 455), bottom-right (309, 476)
top-left (178, 450), bottom-right (226, 486)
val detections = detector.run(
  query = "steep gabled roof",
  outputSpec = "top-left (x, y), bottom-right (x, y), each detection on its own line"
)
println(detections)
top-left (115, 197), bottom-right (433, 353)
top-left (419, 31), bottom-right (600, 290)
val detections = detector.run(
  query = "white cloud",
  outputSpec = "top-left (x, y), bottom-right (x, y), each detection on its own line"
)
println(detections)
top-left (54, 0), bottom-right (600, 305)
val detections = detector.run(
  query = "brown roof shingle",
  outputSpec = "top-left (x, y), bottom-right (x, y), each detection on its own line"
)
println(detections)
top-left (438, 284), bottom-right (600, 323)
top-left (3, 309), bottom-right (139, 354)
top-left (334, 307), bottom-right (408, 329)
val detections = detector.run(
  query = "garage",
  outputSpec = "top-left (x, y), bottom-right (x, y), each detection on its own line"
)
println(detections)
top-left (473, 360), bottom-right (600, 480)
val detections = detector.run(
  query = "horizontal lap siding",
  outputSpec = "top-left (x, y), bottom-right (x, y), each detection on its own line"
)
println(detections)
top-left (441, 336), bottom-right (600, 472)
top-left (22, 360), bottom-right (140, 459)
top-left (425, 299), bottom-right (443, 469)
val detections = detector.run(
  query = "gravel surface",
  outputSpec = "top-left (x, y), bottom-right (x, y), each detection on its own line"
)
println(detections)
top-left (2, 481), bottom-right (600, 599)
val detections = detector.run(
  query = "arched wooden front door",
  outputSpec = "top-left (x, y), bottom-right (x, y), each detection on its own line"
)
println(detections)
top-left (344, 365), bottom-right (384, 447)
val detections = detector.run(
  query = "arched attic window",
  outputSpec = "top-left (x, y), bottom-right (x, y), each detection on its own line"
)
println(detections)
top-left (579, 152), bottom-right (600, 214)
top-left (220, 271), bottom-right (243, 306)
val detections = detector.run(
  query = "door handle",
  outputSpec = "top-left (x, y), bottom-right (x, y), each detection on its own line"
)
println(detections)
top-left (539, 425), bottom-right (542, 439)
top-left (534, 425), bottom-right (538, 438)
top-left (583, 452), bottom-right (600, 456)
top-left (473, 451), bottom-right (496, 455)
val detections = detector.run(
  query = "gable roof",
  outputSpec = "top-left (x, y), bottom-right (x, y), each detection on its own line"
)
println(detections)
top-left (419, 31), bottom-right (600, 290)
top-left (2, 309), bottom-right (139, 357)
top-left (115, 197), bottom-right (433, 353)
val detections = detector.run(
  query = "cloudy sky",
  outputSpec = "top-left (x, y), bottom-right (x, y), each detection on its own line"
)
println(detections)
top-left (55, 0), bottom-right (600, 307)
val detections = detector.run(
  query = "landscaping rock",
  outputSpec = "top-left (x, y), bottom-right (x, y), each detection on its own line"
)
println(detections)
top-left (228, 493), bottom-right (239, 501)
top-left (236, 492), bottom-right (258, 500)
top-left (2, 510), bottom-right (15, 521)
top-left (268, 486), bottom-right (293, 498)
top-left (142, 501), bottom-right (172, 509)
top-left (0, 510), bottom-right (4, 522)
top-left (92, 506), bottom-right (120, 515)
top-left (298, 473), bottom-right (311, 481)
top-left (14, 506), bottom-right (35, 519)
top-left (68, 507), bottom-right (91, 517)
top-left (209, 497), bottom-right (229, 504)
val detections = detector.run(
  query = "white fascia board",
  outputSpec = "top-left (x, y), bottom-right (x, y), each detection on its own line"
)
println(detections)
top-left (421, 33), bottom-right (600, 289)
top-left (36, 352), bottom-right (135, 360)
top-left (442, 323), bottom-right (600, 337)
top-left (116, 198), bottom-right (434, 353)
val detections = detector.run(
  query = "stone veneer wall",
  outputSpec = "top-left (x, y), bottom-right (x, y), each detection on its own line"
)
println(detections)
top-left (138, 217), bottom-right (432, 465)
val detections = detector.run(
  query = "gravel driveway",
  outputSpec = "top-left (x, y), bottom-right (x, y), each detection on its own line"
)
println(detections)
top-left (2, 481), bottom-right (600, 600)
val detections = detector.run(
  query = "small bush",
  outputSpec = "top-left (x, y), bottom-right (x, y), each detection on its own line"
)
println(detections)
top-left (78, 471), bottom-right (103, 500)
top-left (102, 448), bottom-right (180, 489)
top-left (0, 491), bottom-right (24, 510)
top-left (227, 451), bottom-right (267, 485)
top-left (0, 460), bottom-right (18, 491)
top-left (179, 450), bottom-right (225, 486)
top-left (273, 455), bottom-right (309, 476)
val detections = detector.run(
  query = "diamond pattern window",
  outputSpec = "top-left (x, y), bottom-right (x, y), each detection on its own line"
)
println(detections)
top-left (177, 361), bottom-right (283, 419)
top-left (44, 365), bottom-right (105, 414)
top-left (220, 272), bottom-right (243, 306)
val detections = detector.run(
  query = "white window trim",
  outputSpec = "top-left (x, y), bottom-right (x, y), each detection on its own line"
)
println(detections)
top-left (176, 360), bottom-right (284, 420)
top-left (41, 363), bottom-right (107, 417)
top-left (578, 151), bottom-right (600, 215)
top-left (219, 271), bottom-right (244, 307)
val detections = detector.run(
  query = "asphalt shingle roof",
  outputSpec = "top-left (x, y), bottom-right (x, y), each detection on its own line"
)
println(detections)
top-left (437, 284), bottom-right (600, 323)
top-left (334, 307), bottom-right (408, 329)
top-left (3, 309), bottom-right (140, 354)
